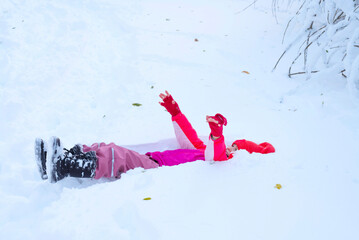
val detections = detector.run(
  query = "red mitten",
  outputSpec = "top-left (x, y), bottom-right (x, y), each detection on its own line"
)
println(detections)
top-left (160, 94), bottom-right (181, 117)
top-left (208, 113), bottom-right (227, 137)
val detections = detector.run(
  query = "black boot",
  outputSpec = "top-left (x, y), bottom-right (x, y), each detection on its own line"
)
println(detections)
top-left (49, 137), bottom-right (98, 183)
top-left (35, 138), bottom-right (48, 180)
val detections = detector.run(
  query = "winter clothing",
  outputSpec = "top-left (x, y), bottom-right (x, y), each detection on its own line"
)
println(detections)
top-left (49, 138), bottom-right (98, 183)
top-left (81, 112), bottom-right (227, 179)
top-left (208, 113), bottom-right (227, 137)
top-left (204, 135), bottom-right (228, 161)
top-left (160, 94), bottom-right (181, 117)
top-left (232, 139), bottom-right (275, 154)
top-left (171, 112), bottom-right (206, 150)
top-left (82, 143), bottom-right (159, 179)
top-left (146, 149), bottom-right (205, 167)
top-left (170, 112), bottom-right (228, 161)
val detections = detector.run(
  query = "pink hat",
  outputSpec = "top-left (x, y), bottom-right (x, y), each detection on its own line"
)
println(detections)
top-left (232, 139), bottom-right (275, 154)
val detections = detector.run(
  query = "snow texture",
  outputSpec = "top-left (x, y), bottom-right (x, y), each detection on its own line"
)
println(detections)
top-left (0, 0), bottom-right (359, 239)
top-left (274, 0), bottom-right (359, 91)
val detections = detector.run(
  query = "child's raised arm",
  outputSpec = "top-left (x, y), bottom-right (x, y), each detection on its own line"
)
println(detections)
top-left (159, 90), bottom-right (181, 117)
top-left (159, 91), bottom-right (206, 150)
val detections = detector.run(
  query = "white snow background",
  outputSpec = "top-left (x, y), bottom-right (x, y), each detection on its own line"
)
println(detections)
top-left (1, 0), bottom-right (359, 239)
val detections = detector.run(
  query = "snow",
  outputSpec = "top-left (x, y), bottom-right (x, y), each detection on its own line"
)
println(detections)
top-left (1, 0), bottom-right (359, 239)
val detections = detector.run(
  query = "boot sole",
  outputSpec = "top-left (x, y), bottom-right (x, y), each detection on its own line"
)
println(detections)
top-left (48, 137), bottom-right (63, 183)
top-left (35, 138), bottom-right (48, 180)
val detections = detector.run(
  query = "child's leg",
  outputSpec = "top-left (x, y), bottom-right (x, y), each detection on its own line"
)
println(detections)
top-left (83, 143), bottom-right (159, 179)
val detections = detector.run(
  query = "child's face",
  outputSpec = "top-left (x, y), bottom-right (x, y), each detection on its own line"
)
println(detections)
top-left (226, 144), bottom-right (238, 157)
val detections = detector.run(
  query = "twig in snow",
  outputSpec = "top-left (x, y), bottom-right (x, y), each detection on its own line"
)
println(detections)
top-left (299, 29), bottom-right (325, 58)
top-left (289, 70), bottom-right (319, 77)
top-left (332, 9), bottom-right (340, 23)
top-left (308, 21), bottom-right (314, 31)
top-left (296, 1), bottom-right (306, 15)
top-left (329, 45), bottom-right (345, 49)
top-left (272, 0), bottom-right (278, 24)
top-left (288, 52), bottom-right (302, 77)
top-left (235, 0), bottom-right (258, 15)
top-left (307, 30), bottom-right (326, 48)
top-left (335, 24), bottom-right (349, 34)
top-left (281, 1), bottom-right (310, 44)
top-left (274, 29), bottom-right (308, 71)
top-left (282, 17), bottom-right (294, 44)
top-left (304, 31), bottom-right (311, 68)
top-left (309, 25), bottom-right (326, 38)
top-left (304, 40), bottom-right (314, 51)
top-left (272, 50), bottom-right (287, 71)
top-left (333, 11), bottom-right (344, 24)
top-left (341, 70), bottom-right (347, 78)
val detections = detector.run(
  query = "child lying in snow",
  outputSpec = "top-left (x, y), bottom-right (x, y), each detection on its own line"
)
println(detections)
top-left (35, 91), bottom-right (275, 183)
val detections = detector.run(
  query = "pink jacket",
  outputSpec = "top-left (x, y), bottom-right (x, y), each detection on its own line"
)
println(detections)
top-left (146, 113), bottom-right (228, 166)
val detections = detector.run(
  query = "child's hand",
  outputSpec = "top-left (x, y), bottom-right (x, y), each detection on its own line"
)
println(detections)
top-left (206, 113), bottom-right (227, 138)
top-left (159, 90), bottom-right (181, 117)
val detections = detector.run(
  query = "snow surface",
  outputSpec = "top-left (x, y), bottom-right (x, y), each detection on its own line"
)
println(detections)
top-left (1, 0), bottom-right (359, 239)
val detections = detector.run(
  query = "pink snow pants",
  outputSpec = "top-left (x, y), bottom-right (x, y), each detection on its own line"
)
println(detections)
top-left (83, 143), bottom-right (159, 179)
